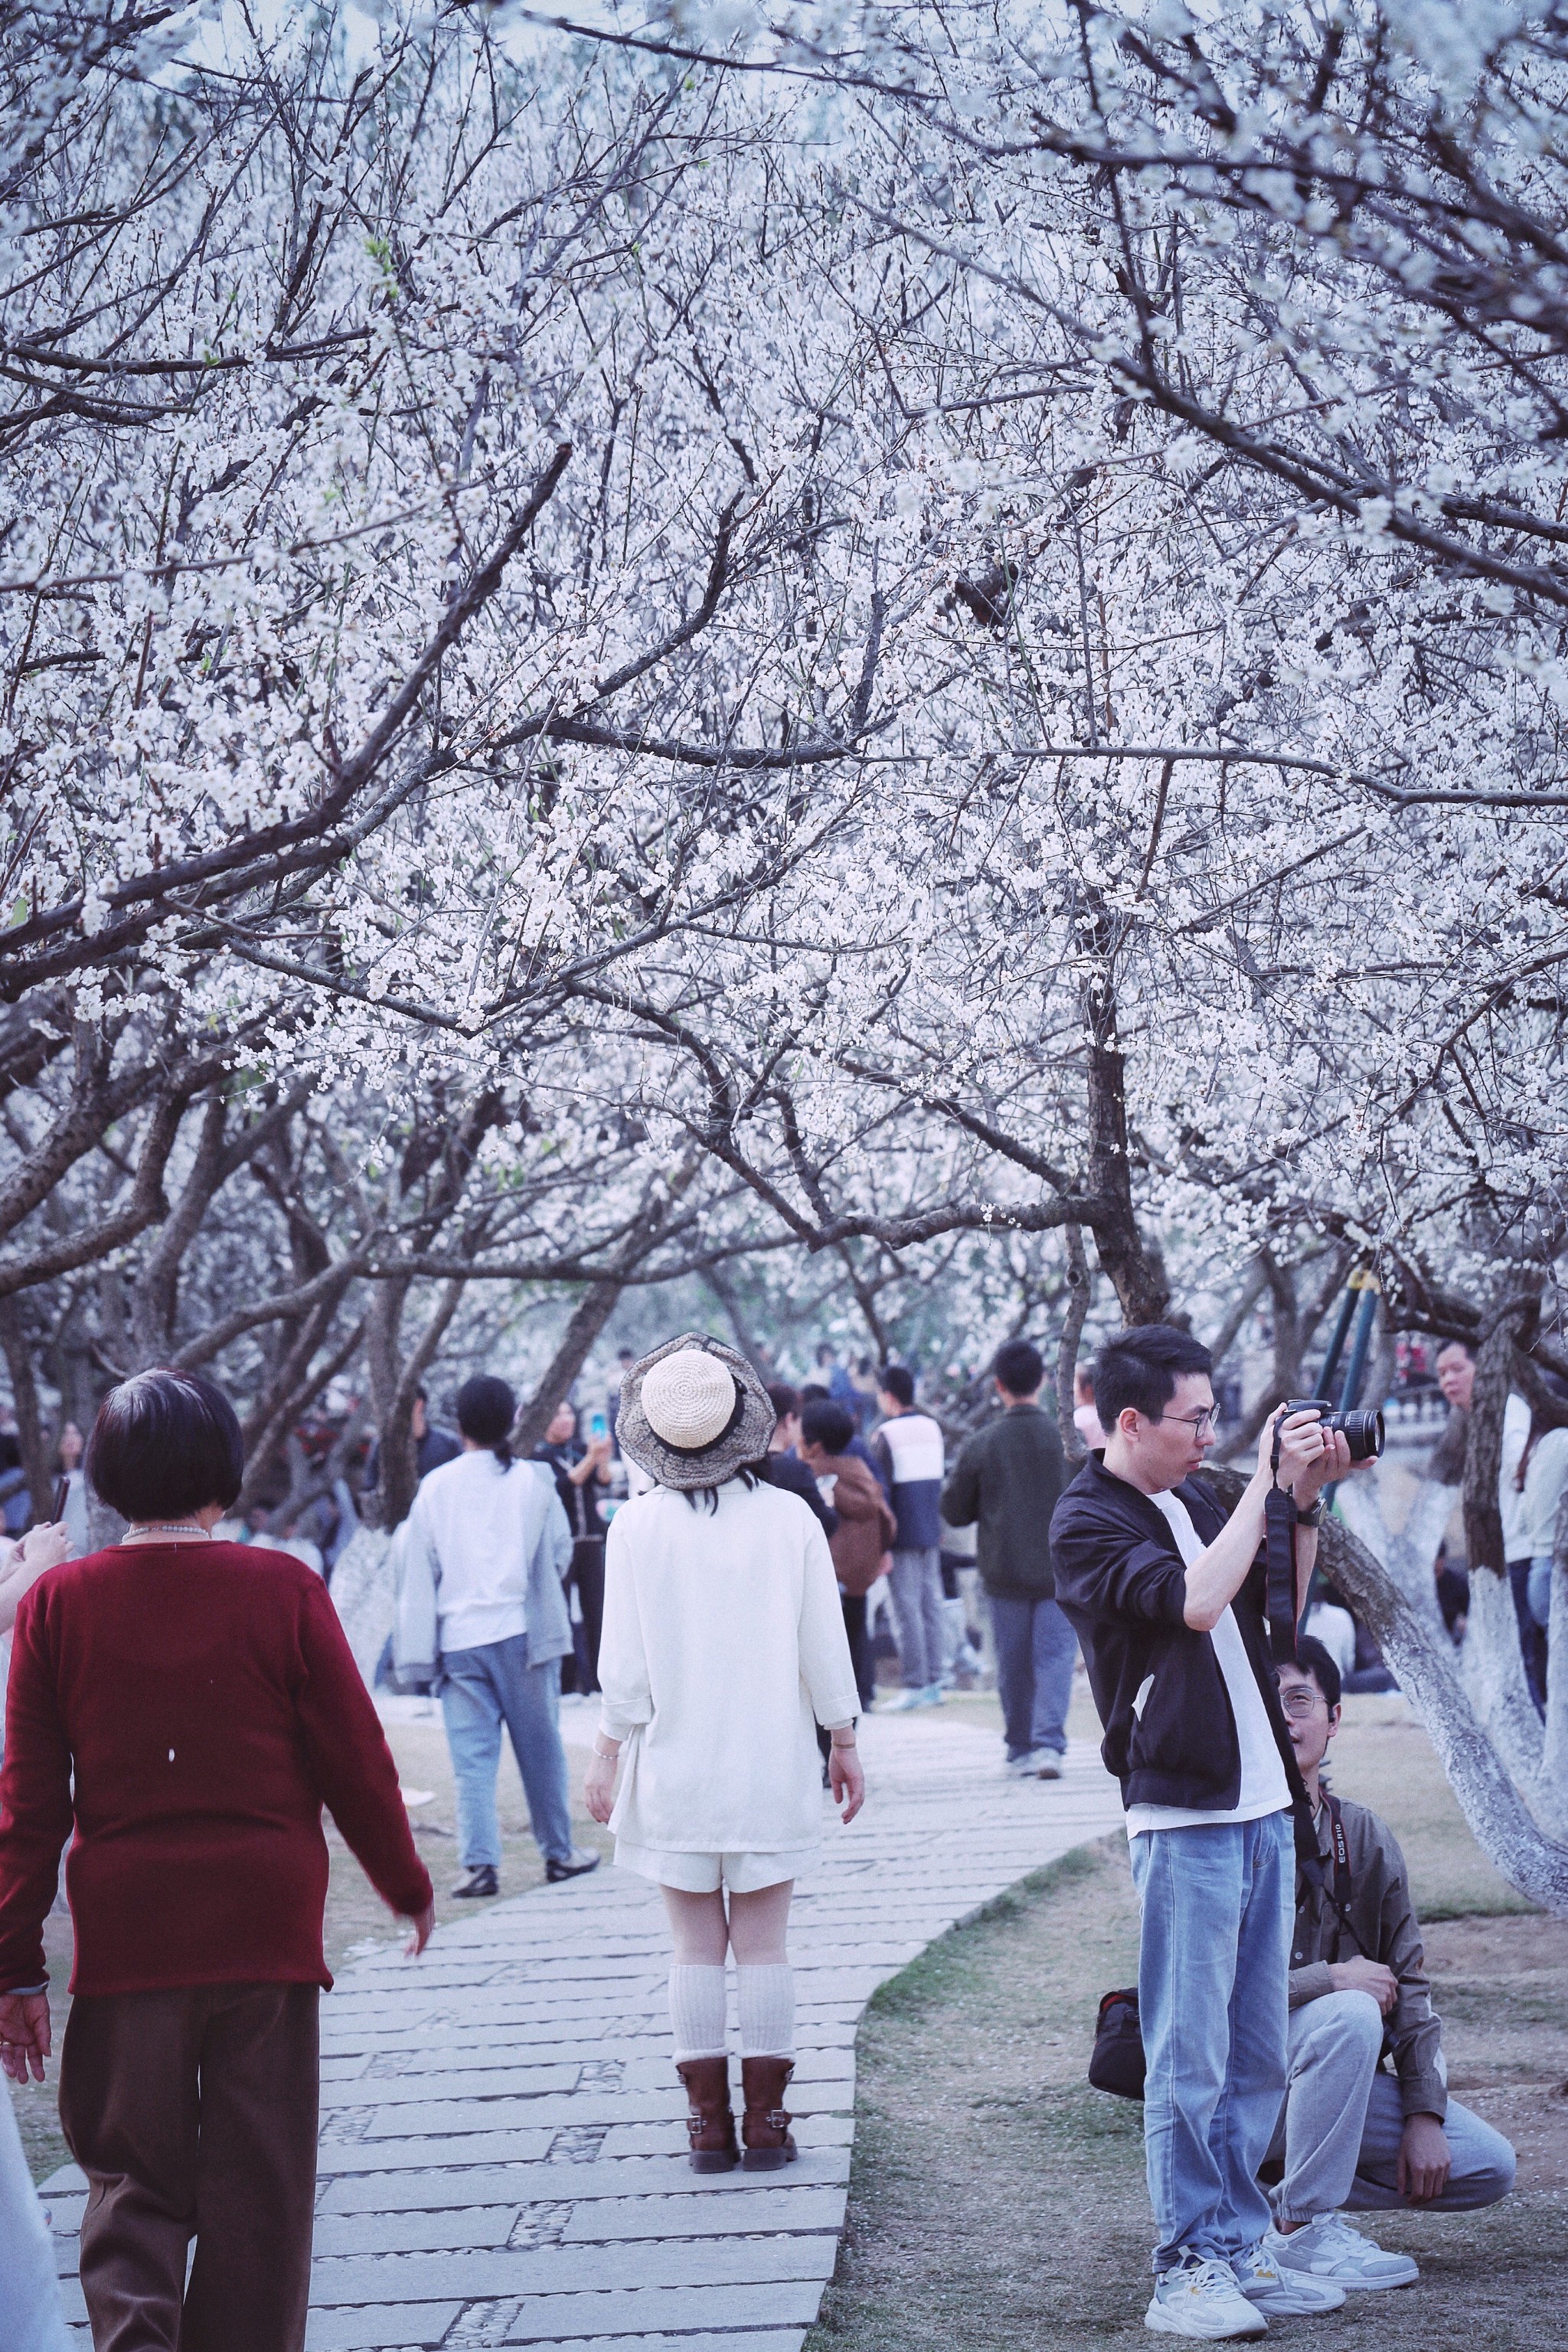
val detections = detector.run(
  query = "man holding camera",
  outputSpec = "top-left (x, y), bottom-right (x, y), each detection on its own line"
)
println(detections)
top-left (1052, 1325), bottom-right (1352, 2339)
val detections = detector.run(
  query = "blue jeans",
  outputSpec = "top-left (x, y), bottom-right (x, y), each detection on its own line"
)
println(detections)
top-left (1129, 1809), bottom-right (1294, 2273)
top-left (988, 1592), bottom-right (1077, 1759)
top-left (440, 1637), bottom-right (573, 1868)
top-left (1508, 1558), bottom-right (1548, 1716)
top-left (888, 1546), bottom-right (945, 1687)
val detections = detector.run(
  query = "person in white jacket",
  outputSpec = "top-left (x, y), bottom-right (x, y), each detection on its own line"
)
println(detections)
top-left (398, 1374), bottom-right (600, 1898)
top-left (584, 1334), bottom-right (864, 2175)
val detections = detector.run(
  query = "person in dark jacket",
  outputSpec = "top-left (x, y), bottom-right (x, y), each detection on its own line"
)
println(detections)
top-left (799, 1398), bottom-right (895, 1709)
top-left (0, 1369), bottom-right (433, 2352)
top-left (1049, 1324), bottom-right (1351, 2341)
top-left (536, 1399), bottom-right (612, 1694)
top-left (363, 1385), bottom-right (461, 1495)
top-left (940, 1338), bottom-right (1073, 1779)
top-left (763, 1383), bottom-right (840, 1540)
top-left (1258, 1638), bottom-right (1514, 2292)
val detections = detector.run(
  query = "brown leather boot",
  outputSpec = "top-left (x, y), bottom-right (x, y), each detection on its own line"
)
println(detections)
top-left (676, 2056), bottom-right (738, 2172)
top-left (740, 2054), bottom-right (798, 2171)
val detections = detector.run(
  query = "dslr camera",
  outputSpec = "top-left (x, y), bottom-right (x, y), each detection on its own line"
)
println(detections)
top-left (1282, 1397), bottom-right (1384, 1464)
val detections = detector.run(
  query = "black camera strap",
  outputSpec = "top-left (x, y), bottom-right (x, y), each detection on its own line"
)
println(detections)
top-left (1265, 1410), bottom-right (1301, 1664)
top-left (1298, 1791), bottom-right (1357, 1958)
top-left (1325, 1792), bottom-right (1354, 1960)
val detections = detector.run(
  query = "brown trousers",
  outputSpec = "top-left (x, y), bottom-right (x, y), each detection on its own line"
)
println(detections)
top-left (58, 1981), bottom-right (318, 2352)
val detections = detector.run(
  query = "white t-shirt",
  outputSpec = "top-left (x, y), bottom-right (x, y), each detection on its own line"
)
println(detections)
top-left (1125, 1488), bottom-right (1290, 1839)
top-left (406, 1449), bottom-right (556, 1653)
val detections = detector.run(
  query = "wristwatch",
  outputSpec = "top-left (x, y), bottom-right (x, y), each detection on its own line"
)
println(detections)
top-left (1296, 1499), bottom-right (1325, 1527)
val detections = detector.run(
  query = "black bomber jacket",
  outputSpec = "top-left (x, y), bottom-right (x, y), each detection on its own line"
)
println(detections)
top-left (1049, 1455), bottom-right (1313, 1852)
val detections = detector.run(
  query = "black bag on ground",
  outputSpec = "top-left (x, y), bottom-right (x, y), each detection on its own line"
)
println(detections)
top-left (1089, 1986), bottom-right (1145, 2100)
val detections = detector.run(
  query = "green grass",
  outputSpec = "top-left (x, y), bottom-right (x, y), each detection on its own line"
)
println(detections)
top-left (806, 1688), bottom-right (1568, 2352)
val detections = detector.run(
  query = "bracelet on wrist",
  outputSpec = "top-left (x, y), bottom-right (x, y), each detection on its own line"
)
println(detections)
top-left (593, 1739), bottom-right (622, 1759)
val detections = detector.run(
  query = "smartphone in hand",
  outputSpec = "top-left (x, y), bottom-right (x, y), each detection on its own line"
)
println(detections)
top-left (51, 1475), bottom-right (69, 1521)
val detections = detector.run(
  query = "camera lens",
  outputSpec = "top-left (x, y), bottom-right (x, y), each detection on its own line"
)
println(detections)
top-left (1334, 1408), bottom-right (1384, 1463)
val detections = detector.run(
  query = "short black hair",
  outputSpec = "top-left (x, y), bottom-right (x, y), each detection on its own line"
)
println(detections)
top-left (766, 1380), bottom-right (800, 1423)
top-left (1282, 1633), bottom-right (1342, 1712)
top-left (1093, 1325), bottom-right (1214, 1431)
top-left (86, 1370), bottom-right (245, 1522)
top-left (799, 1382), bottom-right (829, 1403)
top-left (457, 1374), bottom-right (517, 1467)
top-left (801, 1397), bottom-right (854, 1454)
top-left (880, 1364), bottom-right (915, 1406)
top-left (994, 1338), bottom-right (1044, 1397)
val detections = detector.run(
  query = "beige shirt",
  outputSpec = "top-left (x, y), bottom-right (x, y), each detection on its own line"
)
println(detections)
top-left (598, 1477), bottom-right (860, 1854)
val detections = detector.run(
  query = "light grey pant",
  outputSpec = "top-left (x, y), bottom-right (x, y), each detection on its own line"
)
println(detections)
top-left (887, 1547), bottom-right (945, 1687)
top-left (1267, 1989), bottom-right (1516, 2223)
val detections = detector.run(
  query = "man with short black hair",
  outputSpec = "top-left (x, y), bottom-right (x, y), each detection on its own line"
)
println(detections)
top-left (762, 1381), bottom-right (838, 1540)
top-left (1051, 1324), bottom-right (1352, 2338)
top-left (940, 1338), bottom-right (1074, 1779)
top-left (1261, 1638), bottom-right (1514, 2288)
top-left (874, 1365), bottom-right (946, 1710)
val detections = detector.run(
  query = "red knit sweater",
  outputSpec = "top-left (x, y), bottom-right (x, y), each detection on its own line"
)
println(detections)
top-left (0, 1542), bottom-right (433, 1996)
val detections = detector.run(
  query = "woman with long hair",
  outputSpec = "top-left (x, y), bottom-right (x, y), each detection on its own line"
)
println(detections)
top-left (0, 1368), bottom-right (433, 2352)
top-left (585, 1334), bottom-right (864, 2173)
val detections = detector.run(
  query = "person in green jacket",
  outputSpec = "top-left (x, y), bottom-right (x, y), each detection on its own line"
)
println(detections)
top-left (940, 1340), bottom-right (1075, 1778)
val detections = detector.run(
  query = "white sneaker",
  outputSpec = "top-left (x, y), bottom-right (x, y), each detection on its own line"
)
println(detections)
top-left (1145, 2257), bottom-right (1267, 2339)
top-left (1232, 2240), bottom-right (1345, 2314)
top-left (1033, 1751), bottom-right (1064, 1779)
top-left (1006, 1751), bottom-right (1043, 1777)
top-left (915, 1681), bottom-right (945, 1707)
top-left (1265, 2215), bottom-right (1419, 2290)
top-left (877, 1688), bottom-right (928, 1713)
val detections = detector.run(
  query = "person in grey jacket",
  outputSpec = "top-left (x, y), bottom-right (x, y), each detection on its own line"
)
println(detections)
top-left (393, 1374), bottom-right (599, 1898)
top-left (939, 1339), bottom-right (1076, 1778)
top-left (1260, 1637), bottom-right (1515, 2293)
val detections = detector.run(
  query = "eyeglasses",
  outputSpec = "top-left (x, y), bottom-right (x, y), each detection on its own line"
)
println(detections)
top-left (1279, 1690), bottom-right (1327, 1718)
top-left (1156, 1406), bottom-right (1218, 1438)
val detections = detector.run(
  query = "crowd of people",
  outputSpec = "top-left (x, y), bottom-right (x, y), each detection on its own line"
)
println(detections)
top-left (0, 1317), bottom-right (1529, 2349)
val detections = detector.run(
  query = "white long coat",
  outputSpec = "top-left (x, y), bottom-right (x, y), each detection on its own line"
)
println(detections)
top-left (597, 1478), bottom-right (860, 1854)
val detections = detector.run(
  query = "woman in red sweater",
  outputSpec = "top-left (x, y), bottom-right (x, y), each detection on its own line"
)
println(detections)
top-left (0, 1370), bottom-right (434, 2352)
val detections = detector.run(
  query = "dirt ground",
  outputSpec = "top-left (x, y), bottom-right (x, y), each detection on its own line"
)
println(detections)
top-left (8, 1692), bottom-right (611, 2183)
top-left (806, 1691), bottom-right (1568, 2352)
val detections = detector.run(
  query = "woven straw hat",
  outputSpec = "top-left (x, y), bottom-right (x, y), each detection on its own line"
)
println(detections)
top-left (616, 1331), bottom-right (776, 1491)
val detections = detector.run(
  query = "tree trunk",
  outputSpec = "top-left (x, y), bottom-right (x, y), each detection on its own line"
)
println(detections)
top-left (1055, 1222), bottom-right (1091, 1459)
top-left (1462, 1313), bottom-right (1518, 1579)
top-left (0, 1294), bottom-right (54, 1519)
top-left (514, 1279), bottom-right (625, 1457)
top-left (1459, 1560), bottom-right (1545, 1789)
top-left (1204, 1464), bottom-right (1568, 1912)
top-left (1332, 1473), bottom-right (1449, 1642)
top-left (1544, 1563), bottom-right (1568, 1792)
top-left (704, 1262), bottom-right (772, 1376)
top-left (1084, 1040), bottom-right (1169, 1325)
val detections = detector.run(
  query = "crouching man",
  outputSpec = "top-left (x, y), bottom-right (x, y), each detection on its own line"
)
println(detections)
top-left (1261, 1636), bottom-right (1515, 2288)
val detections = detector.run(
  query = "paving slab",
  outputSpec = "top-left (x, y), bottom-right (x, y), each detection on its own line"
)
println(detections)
top-left (42, 1709), bottom-right (1120, 2346)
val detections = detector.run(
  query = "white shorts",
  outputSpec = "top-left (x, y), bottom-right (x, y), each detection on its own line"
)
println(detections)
top-left (614, 1840), bottom-right (816, 1893)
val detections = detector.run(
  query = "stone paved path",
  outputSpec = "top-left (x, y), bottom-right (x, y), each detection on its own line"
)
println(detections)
top-left (41, 1710), bottom-right (1122, 2349)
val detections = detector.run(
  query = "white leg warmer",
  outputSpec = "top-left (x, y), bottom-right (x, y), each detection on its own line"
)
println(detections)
top-left (737, 1963), bottom-right (795, 2058)
top-left (668, 1965), bottom-right (728, 2061)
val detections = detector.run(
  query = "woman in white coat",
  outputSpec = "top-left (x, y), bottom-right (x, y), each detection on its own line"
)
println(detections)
top-left (584, 1334), bottom-right (864, 2173)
